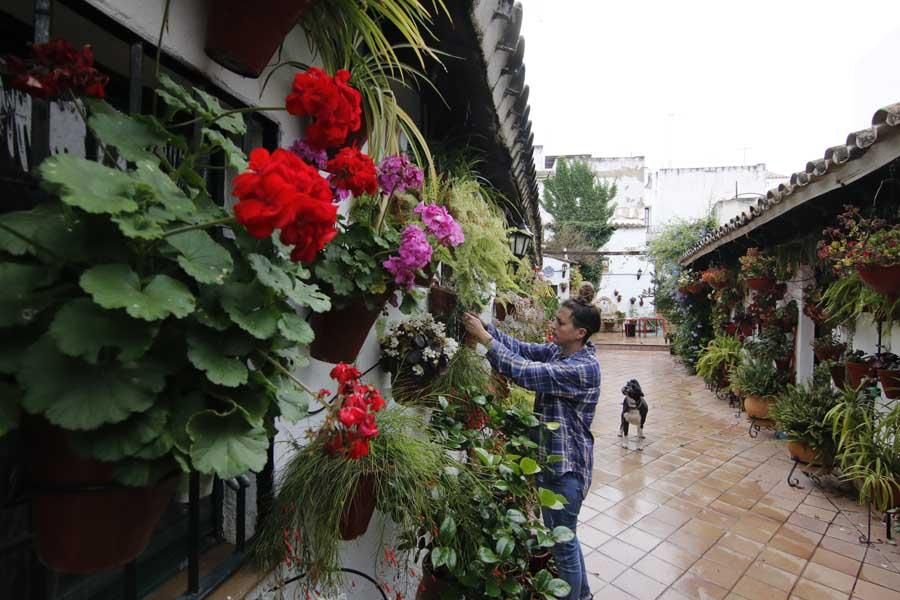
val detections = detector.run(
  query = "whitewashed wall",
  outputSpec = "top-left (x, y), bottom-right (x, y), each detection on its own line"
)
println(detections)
top-left (596, 227), bottom-right (654, 317)
top-left (541, 256), bottom-right (572, 300)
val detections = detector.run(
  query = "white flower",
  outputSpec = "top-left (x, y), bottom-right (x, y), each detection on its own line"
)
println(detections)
top-left (412, 365), bottom-right (425, 376)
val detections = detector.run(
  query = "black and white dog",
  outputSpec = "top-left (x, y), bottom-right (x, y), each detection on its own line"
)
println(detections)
top-left (619, 379), bottom-right (648, 448)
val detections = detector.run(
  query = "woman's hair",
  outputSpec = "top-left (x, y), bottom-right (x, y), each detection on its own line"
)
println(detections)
top-left (561, 282), bottom-right (601, 343)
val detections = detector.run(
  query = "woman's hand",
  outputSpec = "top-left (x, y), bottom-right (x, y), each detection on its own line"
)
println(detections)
top-left (462, 312), bottom-right (493, 345)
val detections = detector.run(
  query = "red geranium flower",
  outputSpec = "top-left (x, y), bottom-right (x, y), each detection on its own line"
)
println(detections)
top-left (326, 147), bottom-right (378, 197)
top-left (330, 363), bottom-right (362, 386)
top-left (4, 39), bottom-right (108, 99)
top-left (285, 68), bottom-right (362, 149)
top-left (232, 148), bottom-right (337, 263)
top-left (347, 437), bottom-right (370, 459)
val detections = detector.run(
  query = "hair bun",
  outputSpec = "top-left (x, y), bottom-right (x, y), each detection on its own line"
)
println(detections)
top-left (575, 282), bottom-right (595, 305)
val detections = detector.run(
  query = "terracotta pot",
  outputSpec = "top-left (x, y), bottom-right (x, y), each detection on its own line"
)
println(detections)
top-left (745, 277), bottom-right (775, 291)
top-left (739, 322), bottom-right (753, 336)
top-left (28, 422), bottom-right (177, 574)
top-left (494, 301), bottom-right (508, 322)
top-left (309, 293), bottom-right (389, 364)
top-left (744, 395), bottom-right (774, 419)
top-left (845, 361), bottom-right (875, 389)
top-left (682, 282), bottom-right (705, 295)
top-left (339, 474), bottom-right (376, 541)
top-left (814, 345), bottom-right (845, 362)
top-left (787, 441), bottom-right (819, 465)
top-left (204, 0), bottom-right (315, 78)
top-left (428, 285), bottom-right (458, 318)
top-left (877, 369), bottom-right (900, 399)
top-left (775, 357), bottom-right (792, 372)
top-left (856, 264), bottom-right (900, 298)
top-left (830, 364), bottom-right (846, 388)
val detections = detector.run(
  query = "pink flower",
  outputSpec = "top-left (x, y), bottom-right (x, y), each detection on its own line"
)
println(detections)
top-left (377, 154), bottom-right (424, 196)
top-left (383, 225), bottom-right (433, 289)
top-left (414, 203), bottom-right (464, 247)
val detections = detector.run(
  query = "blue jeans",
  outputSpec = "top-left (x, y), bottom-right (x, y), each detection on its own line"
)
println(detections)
top-left (540, 472), bottom-right (590, 600)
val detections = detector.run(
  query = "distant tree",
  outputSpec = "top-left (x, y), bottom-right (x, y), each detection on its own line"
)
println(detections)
top-left (646, 215), bottom-right (716, 321)
top-left (543, 223), bottom-right (606, 285)
top-left (541, 159), bottom-right (617, 249)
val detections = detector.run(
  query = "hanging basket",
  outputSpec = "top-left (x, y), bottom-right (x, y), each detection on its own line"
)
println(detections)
top-left (309, 293), bottom-right (390, 364)
top-left (856, 264), bottom-right (900, 298)
top-left (28, 421), bottom-right (177, 574)
top-left (744, 395), bottom-right (774, 419)
top-left (339, 474), bottom-right (376, 541)
top-left (877, 369), bottom-right (900, 399)
top-left (744, 276), bottom-right (775, 291)
top-left (814, 344), bottom-right (845, 362)
top-left (204, 0), bottom-right (316, 78)
top-left (428, 285), bottom-right (458, 318)
top-left (845, 361), bottom-right (875, 389)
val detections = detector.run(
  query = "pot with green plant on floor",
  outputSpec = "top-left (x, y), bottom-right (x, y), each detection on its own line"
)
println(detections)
top-left (730, 356), bottom-right (785, 419)
top-left (818, 205), bottom-right (900, 298)
top-left (739, 247), bottom-right (777, 291)
top-left (253, 365), bottom-right (461, 594)
top-left (0, 43), bottom-right (336, 573)
top-left (696, 335), bottom-right (743, 390)
top-left (812, 332), bottom-right (846, 362)
top-left (771, 364), bottom-right (840, 466)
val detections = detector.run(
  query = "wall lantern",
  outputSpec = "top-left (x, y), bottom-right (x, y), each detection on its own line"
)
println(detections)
top-left (636, 268), bottom-right (643, 280)
top-left (509, 227), bottom-right (533, 259)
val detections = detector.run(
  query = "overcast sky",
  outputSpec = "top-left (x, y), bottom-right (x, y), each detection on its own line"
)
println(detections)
top-left (520, 0), bottom-right (900, 176)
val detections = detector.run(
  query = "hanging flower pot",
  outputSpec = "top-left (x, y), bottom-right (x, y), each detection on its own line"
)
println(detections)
top-left (845, 361), bottom-right (875, 389)
top-left (339, 474), bottom-right (376, 541)
top-left (28, 422), bottom-right (178, 574)
top-left (744, 395), bottom-right (774, 419)
top-left (830, 364), bottom-right (847, 388)
top-left (494, 301), bottom-right (508, 322)
top-left (877, 368), bottom-right (900, 399)
top-left (204, 0), bottom-right (316, 78)
top-left (428, 285), bottom-right (458, 318)
top-left (856, 264), bottom-right (900, 298)
top-left (774, 356), bottom-right (792, 372)
top-left (739, 321), bottom-right (753, 336)
top-left (724, 322), bottom-right (738, 335)
top-left (744, 277), bottom-right (775, 292)
top-left (309, 292), bottom-right (390, 364)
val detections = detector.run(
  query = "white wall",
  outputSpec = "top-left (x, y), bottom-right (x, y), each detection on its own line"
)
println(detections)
top-left (541, 256), bottom-right (572, 300)
top-left (596, 227), bottom-right (654, 317)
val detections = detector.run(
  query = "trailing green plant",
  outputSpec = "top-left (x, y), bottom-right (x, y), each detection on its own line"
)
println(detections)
top-left (820, 271), bottom-right (900, 329)
top-left (696, 335), bottom-right (742, 386)
top-left (387, 339), bottom-right (487, 407)
top-left (825, 386), bottom-right (900, 512)
top-left (729, 355), bottom-right (784, 397)
top-left (771, 365), bottom-right (840, 463)
top-left (254, 407), bottom-right (457, 592)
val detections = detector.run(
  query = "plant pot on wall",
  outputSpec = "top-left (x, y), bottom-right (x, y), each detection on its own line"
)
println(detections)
top-left (846, 361), bottom-right (875, 389)
top-left (830, 364), bottom-right (847, 389)
top-left (339, 474), bottom-right (376, 540)
top-left (28, 422), bottom-right (178, 574)
top-left (204, 0), bottom-right (316, 78)
top-left (877, 369), bottom-right (900, 399)
top-left (856, 264), bottom-right (900, 298)
top-left (309, 292), bottom-right (390, 364)
top-left (744, 277), bottom-right (775, 292)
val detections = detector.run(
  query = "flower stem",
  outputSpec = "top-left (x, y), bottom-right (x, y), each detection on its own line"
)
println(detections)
top-left (0, 223), bottom-right (64, 261)
top-left (162, 217), bottom-right (236, 238)
top-left (258, 351), bottom-right (329, 408)
top-left (172, 106), bottom-right (286, 129)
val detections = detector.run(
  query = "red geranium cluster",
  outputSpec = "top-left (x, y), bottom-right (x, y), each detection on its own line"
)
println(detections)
top-left (286, 68), bottom-right (362, 150)
top-left (323, 363), bottom-right (385, 460)
top-left (327, 147), bottom-right (378, 197)
top-left (3, 39), bottom-right (108, 99)
top-left (232, 148), bottom-right (337, 263)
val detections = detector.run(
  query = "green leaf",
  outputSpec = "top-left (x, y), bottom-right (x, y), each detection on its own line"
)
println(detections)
top-left (506, 509), bottom-right (527, 524)
top-left (80, 264), bottom-right (195, 321)
top-left (247, 254), bottom-right (331, 312)
top-left (194, 88), bottom-right (246, 135)
top-left (477, 546), bottom-right (499, 564)
top-left (473, 447), bottom-right (492, 466)
top-left (220, 282), bottom-right (280, 339)
top-left (186, 331), bottom-right (248, 387)
top-left (500, 579), bottom-right (523, 596)
top-left (0, 203), bottom-right (89, 260)
top-left (19, 337), bottom-right (166, 430)
top-left (203, 128), bottom-right (247, 171)
top-left (544, 421), bottom-right (561, 431)
top-left (0, 262), bottom-right (59, 326)
top-left (167, 230), bottom-right (233, 285)
top-left (39, 154), bottom-right (137, 214)
top-left (169, 392), bottom-right (206, 453)
top-left (131, 161), bottom-right (196, 219)
top-left (277, 313), bottom-right (314, 345)
top-left (439, 515), bottom-right (457, 543)
top-left (274, 377), bottom-right (309, 423)
top-left (519, 456), bottom-right (541, 475)
top-left (50, 298), bottom-right (158, 364)
top-left (495, 536), bottom-right (515, 559)
top-left (431, 546), bottom-right (450, 569)
top-left (538, 487), bottom-right (567, 510)
top-left (187, 403), bottom-right (269, 478)
top-left (72, 405), bottom-right (168, 461)
top-left (552, 526), bottom-right (575, 543)
top-left (0, 383), bottom-right (22, 437)
top-left (484, 578), bottom-right (501, 597)
top-left (86, 99), bottom-right (165, 164)
top-left (0, 326), bottom-right (34, 374)
top-left (545, 578), bottom-right (571, 598)
top-left (111, 211), bottom-right (167, 239)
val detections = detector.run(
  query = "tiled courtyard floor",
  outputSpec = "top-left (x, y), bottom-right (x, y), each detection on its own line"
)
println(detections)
top-left (583, 348), bottom-right (900, 600)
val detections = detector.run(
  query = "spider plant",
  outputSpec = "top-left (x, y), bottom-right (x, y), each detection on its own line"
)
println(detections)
top-left (771, 365), bottom-right (840, 463)
top-left (821, 272), bottom-right (900, 329)
top-left (696, 335), bottom-right (742, 386)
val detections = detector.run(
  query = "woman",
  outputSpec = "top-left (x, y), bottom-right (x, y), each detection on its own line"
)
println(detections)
top-left (462, 284), bottom-right (601, 600)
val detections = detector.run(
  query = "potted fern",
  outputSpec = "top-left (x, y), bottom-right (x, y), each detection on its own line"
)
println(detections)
top-left (771, 365), bottom-right (839, 465)
top-left (696, 335), bottom-right (742, 388)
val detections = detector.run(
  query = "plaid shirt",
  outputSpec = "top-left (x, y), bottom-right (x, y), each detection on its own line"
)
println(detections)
top-left (486, 325), bottom-right (601, 494)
